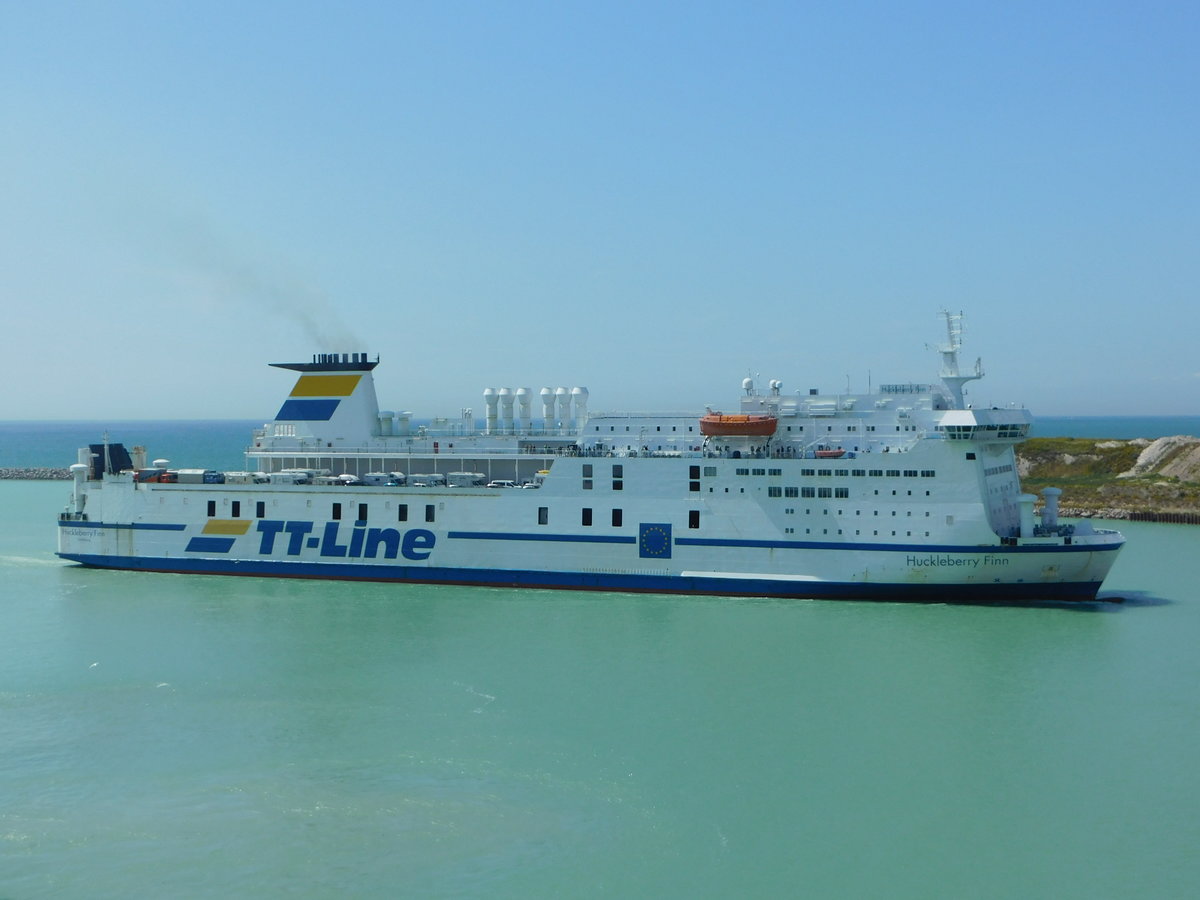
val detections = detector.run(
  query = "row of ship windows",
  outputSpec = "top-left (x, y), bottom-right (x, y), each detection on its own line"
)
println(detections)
top-left (711, 487), bottom-right (933, 498)
top-left (204, 498), bottom-right (698, 531)
top-left (727, 467), bottom-right (936, 478)
top-left (578, 464), bottom-right (941, 483)
top-left (782, 528), bottom-right (934, 538)
top-left (581, 467), bottom-right (942, 493)
top-left (939, 424), bottom-right (1028, 438)
top-left (596, 425), bottom-right (695, 432)
top-left (592, 424), bottom-right (920, 433)
top-left (984, 464), bottom-right (1015, 477)
top-left (544, 508), bottom-right (701, 529)
top-left (207, 499), bottom-right (439, 523)
top-left (781, 508), bottom-right (936, 518)
top-left (772, 487), bottom-right (848, 498)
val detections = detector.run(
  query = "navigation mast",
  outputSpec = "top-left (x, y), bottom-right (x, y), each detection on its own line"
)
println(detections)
top-left (937, 310), bottom-right (984, 409)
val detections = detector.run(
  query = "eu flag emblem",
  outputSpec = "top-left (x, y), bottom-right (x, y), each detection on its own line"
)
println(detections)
top-left (638, 523), bottom-right (672, 559)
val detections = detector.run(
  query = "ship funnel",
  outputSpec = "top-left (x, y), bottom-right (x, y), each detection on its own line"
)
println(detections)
top-left (499, 388), bottom-right (515, 434)
top-left (483, 388), bottom-right (498, 435)
top-left (555, 387), bottom-right (570, 433)
top-left (1018, 494), bottom-right (1037, 538)
top-left (1042, 487), bottom-right (1062, 529)
top-left (378, 410), bottom-right (395, 436)
top-left (516, 388), bottom-right (532, 432)
top-left (540, 388), bottom-right (555, 426)
top-left (571, 387), bottom-right (589, 428)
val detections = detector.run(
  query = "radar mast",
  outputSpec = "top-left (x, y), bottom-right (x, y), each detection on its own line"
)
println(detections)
top-left (937, 310), bottom-right (983, 409)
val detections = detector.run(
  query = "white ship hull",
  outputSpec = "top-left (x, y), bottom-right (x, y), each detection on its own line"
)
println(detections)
top-left (58, 457), bottom-right (1122, 603)
top-left (57, 316), bottom-right (1125, 602)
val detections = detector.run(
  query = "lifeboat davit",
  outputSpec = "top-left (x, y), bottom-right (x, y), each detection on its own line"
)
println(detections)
top-left (699, 413), bottom-right (778, 437)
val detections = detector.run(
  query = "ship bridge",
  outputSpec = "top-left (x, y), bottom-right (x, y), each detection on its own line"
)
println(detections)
top-left (934, 408), bottom-right (1032, 441)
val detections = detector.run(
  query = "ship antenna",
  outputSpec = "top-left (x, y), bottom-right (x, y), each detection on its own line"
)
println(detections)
top-left (934, 309), bottom-right (984, 409)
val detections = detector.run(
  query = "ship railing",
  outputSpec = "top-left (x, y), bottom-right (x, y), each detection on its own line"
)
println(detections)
top-left (246, 443), bottom-right (586, 458)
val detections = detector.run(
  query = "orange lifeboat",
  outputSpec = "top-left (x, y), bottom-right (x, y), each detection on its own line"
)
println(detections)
top-left (699, 413), bottom-right (778, 437)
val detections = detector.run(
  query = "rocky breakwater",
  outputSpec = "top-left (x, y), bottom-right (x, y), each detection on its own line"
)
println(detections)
top-left (1017, 435), bottom-right (1200, 521)
top-left (1, 468), bottom-right (71, 480)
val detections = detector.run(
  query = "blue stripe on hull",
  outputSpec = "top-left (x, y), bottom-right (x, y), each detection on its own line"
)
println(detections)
top-left (57, 520), bottom-right (188, 531)
top-left (673, 536), bottom-right (1126, 555)
top-left (56, 553), bottom-right (1108, 603)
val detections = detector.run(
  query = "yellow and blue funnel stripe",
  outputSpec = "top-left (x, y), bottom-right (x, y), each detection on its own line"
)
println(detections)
top-left (186, 519), bottom-right (252, 553)
top-left (275, 374), bottom-right (362, 421)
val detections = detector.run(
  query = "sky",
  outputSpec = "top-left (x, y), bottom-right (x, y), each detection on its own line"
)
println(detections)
top-left (1, 0), bottom-right (1196, 420)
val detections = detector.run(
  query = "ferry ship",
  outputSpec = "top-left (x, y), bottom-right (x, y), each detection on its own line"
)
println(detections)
top-left (57, 313), bottom-right (1124, 602)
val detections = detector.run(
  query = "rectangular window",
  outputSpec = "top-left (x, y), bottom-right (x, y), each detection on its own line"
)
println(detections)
top-left (886, 469), bottom-right (901, 477)
top-left (538, 507), bottom-right (549, 525)
top-left (332, 503), bottom-right (342, 521)
top-left (231, 500), bottom-right (241, 518)
top-left (785, 487), bottom-right (799, 498)
top-left (256, 501), bottom-right (266, 518)
top-left (583, 464), bottom-right (593, 478)
top-left (612, 464), bottom-right (623, 478)
top-left (689, 481), bottom-right (700, 492)
top-left (613, 480), bottom-right (623, 491)
top-left (703, 466), bottom-right (717, 477)
top-left (818, 487), bottom-right (833, 498)
top-left (869, 469), bottom-right (883, 477)
top-left (583, 479), bottom-right (593, 490)
top-left (425, 504), bottom-right (435, 523)
top-left (397, 504), bottom-right (408, 522)
top-left (801, 487), bottom-right (816, 498)
top-left (834, 487), bottom-right (849, 498)
top-left (801, 468), bottom-right (815, 477)
top-left (921, 470), bottom-right (936, 477)
top-left (768, 486), bottom-right (782, 497)
top-left (752, 468), bottom-right (765, 476)
top-left (736, 468), bottom-right (749, 476)
top-left (689, 510), bottom-right (700, 529)
top-left (582, 508), bottom-right (592, 526)
top-left (689, 465), bottom-right (700, 479)
top-left (358, 503), bottom-right (368, 522)
top-left (903, 469), bottom-right (918, 477)
top-left (852, 469), bottom-right (865, 477)
top-left (612, 509), bottom-right (623, 527)
top-left (207, 500), bottom-right (216, 517)
top-left (768, 468), bottom-right (782, 476)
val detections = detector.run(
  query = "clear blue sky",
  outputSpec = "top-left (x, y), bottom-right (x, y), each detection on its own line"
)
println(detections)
top-left (2, 1), bottom-right (1196, 419)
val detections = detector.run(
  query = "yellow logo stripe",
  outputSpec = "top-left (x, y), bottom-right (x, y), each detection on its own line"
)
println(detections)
top-left (289, 374), bottom-right (362, 397)
top-left (203, 520), bottom-right (252, 535)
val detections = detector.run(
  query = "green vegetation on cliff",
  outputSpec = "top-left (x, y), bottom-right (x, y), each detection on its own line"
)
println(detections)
top-left (1017, 437), bottom-right (1200, 516)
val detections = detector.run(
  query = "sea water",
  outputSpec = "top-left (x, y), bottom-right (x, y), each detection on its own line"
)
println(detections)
top-left (0, 421), bottom-right (258, 472)
top-left (3, 477), bottom-right (1199, 898)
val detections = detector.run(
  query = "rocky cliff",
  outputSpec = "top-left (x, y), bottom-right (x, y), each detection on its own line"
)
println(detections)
top-left (1017, 436), bottom-right (1200, 519)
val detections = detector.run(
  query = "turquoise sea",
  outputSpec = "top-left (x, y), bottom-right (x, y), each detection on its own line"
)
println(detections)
top-left (3, 421), bottom-right (1200, 897)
